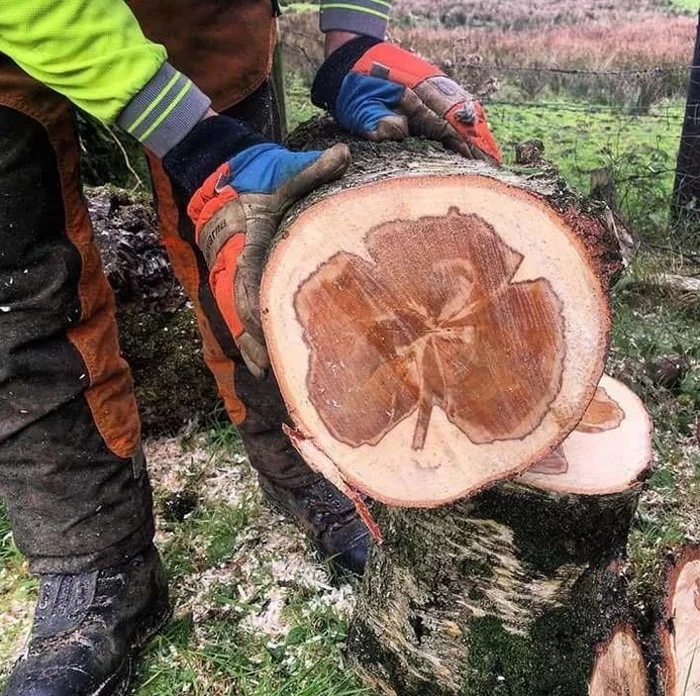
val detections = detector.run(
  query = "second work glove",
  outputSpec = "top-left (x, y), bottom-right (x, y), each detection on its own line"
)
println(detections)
top-left (312, 37), bottom-right (502, 164)
top-left (164, 116), bottom-right (351, 378)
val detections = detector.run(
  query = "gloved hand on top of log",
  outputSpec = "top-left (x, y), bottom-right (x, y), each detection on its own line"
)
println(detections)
top-left (312, 37), bottom-right (502, 165)
top-left (164, 115), bottom-right (351, 378)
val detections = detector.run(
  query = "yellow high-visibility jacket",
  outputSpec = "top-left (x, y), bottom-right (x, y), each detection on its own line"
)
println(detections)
top-left (0, 0), bottom-right (390, 156)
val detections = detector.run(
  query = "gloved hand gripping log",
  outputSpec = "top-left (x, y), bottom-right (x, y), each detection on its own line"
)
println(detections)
top-left (164, 116), bottom-right (351, 378)
top-left (312, 37), bottom-right (502, 164)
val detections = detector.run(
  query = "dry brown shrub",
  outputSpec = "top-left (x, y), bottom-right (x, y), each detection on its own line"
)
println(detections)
top-left (279, 3), bottom-right (696, 107)
top-left (392, 0), bottom-right (690, 31)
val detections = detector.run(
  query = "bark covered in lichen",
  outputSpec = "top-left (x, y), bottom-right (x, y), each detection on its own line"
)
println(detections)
top-left (348, 483), bottom-right (643, 696)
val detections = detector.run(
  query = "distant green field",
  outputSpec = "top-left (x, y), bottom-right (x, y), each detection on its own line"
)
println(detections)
top-left (670, 0), bottom-right (698, 12)
top-left (487, 101), bottom-right (683, 236)
top-left (284, 73), bottom-right (684, 239)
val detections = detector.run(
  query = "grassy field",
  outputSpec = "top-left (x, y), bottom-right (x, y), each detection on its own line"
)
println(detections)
top-left (286, 77), bottom-right (686, 241)
top-left (488, 102), bottom-right (684, 236)
top-left (671, 0), bottom-right (698, 11)
top-left (2, 0), bottom-right (700, 693)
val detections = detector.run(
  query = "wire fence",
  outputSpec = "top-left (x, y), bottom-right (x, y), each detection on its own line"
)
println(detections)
top-left (285, 31), bottom-right (700, 249)
top-left (472, 65), bottom-right (697, 75)
top-left (482, 99), bottom-right (687, 117)
top-left (435, 62), bottom-right (700, 240)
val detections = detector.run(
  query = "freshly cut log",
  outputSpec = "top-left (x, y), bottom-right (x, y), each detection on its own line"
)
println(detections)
top-left (520, 375), bottom-right (652, 494)
top-left (658, 547), bottom-right (700, 696)
top-left (262, 129), bottom-right (620, 507)
top-left (344, 369), bottom-right (652, 696)
top-left (589, 625), bottom-right (650, 696)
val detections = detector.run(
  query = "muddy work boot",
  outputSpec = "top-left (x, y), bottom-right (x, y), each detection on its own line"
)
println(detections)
top-left (3, 545), bottom-right (171, 696)
top-left (259, 476), bottom-right (369, 576)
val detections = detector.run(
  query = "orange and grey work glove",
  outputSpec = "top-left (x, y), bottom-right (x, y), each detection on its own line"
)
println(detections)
top-left (311, 37), bottom-right (502, 165)
top-left (164, 116), bottom-right (351, 378)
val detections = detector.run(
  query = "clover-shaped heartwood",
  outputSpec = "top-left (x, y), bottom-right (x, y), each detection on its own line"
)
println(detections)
top-left (295, 210), bottom-right (566, 452)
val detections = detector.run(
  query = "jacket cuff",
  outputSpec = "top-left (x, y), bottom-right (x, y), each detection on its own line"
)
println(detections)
top-left (319, 0), bottom-right (390, 39)
top-left (311, 36), bottom-right (382, 112)
top-left (117, 62), bottom-right (212, 158)
top-left (162, 115), bottom-right (267, 200)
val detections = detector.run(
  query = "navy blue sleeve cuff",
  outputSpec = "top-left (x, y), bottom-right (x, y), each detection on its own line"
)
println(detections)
top-left (311, 36), bottom-right (382, 113)
top-left (162, 115), bottom-right (267, 200)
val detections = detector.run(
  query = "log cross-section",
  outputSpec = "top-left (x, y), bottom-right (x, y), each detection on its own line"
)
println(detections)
top-left (659, 547), bottom-right (700, 696)
top-left (262, 141), bottom-right (616, 507)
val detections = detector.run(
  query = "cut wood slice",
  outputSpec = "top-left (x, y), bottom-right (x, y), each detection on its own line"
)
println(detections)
top-left (262, 173), bottom-right (611, 507)
top-left (520, 375), bottom-right (653, 495)
top-left (659, 546), bottom-right (700, 696)
top-left (589, 625), bottom-right (650, 696)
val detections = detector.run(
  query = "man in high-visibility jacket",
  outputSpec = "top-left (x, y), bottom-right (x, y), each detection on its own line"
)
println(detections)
top-left (0, 1), bottom-right (500, 693)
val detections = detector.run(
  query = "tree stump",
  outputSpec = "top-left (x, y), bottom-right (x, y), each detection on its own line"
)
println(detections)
top-left (656, 546), bottom-right (700, 696)
top-left (344, 377), bottom-right (652, 696)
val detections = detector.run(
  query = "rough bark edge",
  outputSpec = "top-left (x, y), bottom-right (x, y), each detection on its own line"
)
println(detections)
top-left (283, 118), bottom-right (625, 289)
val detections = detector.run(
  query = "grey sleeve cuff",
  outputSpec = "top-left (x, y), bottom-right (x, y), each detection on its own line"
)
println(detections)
top-left (116, 62), bottom-right (212, 158)
top-left (319, 0), bottom-right (391, 39)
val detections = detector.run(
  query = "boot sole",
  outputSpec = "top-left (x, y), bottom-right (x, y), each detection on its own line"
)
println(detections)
top-left (88, 601), bottom-right (173, 696)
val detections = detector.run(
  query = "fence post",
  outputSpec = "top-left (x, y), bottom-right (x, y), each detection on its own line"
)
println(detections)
top-left (672, 8), bottom-right (700, 222)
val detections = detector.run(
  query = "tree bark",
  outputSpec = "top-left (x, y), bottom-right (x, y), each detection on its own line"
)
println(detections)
top-left (348, 485), bottom-right (644, 696)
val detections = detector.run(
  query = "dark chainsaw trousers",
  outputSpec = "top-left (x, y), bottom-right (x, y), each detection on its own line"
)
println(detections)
top-left (0, 58), bottom-right (318, 575)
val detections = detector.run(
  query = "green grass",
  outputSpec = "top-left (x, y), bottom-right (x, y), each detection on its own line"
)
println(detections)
top-left (0, 504), bottom-right (36, 670)
top-left (609, 277), bottom-right (700, 601)
top-left (669, 0), bottom-right (698, 12)
top-left (160, 499), bottom-right (254, 577)
top-left (136, 606), bottom-right (368, 696)
top-left (487, 100), bottom-right (683, 239)
top-left (285, 72), bottom-right (322, 132)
